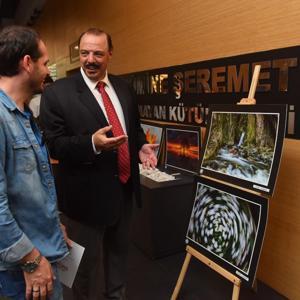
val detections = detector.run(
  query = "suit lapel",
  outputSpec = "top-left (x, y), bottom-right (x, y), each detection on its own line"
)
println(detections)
top-left (74, 73), bottom-right (109, 127)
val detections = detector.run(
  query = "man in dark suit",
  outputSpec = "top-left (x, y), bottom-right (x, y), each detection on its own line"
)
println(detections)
top-left (40, 28), bottom-right (157, 300)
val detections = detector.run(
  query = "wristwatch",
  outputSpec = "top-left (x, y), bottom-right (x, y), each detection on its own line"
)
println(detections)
top-left (20, 254), bottom-right (42, 273)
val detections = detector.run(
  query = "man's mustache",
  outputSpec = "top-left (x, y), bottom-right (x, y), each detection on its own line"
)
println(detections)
top-left (85, 63), bottom-right (100, 69)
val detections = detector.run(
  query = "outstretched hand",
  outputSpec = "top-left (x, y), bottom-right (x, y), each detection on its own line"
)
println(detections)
top-left (139, 144), bottom-right (159, 169)
top-left (92, 125), bottom-right (128, 151)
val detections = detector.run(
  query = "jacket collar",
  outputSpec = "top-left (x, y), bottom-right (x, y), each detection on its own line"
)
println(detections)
top-left (72, 72), bottom-right (130, 133)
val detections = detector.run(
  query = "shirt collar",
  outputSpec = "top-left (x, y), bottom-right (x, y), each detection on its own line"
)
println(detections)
top-left (80, 68), bottom-right (110, 91)
top-left (0, 90), bottom-right (32, 117)
top-left (0, 89), bottom-right (19, 111)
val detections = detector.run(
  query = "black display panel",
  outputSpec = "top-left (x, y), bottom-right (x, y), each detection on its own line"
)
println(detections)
top-left (165, 125), bottom-right (201, 174)
top-left (186, 176), bottom-right (268, 287)
top-left (199, 104), bottom-right (287, 195)
top-left (123, 45), bottom-right (299, 139)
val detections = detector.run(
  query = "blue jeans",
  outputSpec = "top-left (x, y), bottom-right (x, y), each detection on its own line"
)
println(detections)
top-left (0, 264), bottom-right (63, 300)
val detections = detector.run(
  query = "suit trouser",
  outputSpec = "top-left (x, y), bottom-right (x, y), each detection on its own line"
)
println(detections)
top-left (61, 185), bottom-right (133, 300)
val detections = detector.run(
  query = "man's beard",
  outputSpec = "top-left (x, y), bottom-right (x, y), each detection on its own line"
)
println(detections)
top-left (31, 78), bottom-right (44, 95)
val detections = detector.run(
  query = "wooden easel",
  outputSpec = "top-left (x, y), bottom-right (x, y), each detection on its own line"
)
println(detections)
top-left (238, 64), bottom-right (261, 104)
top-left (171, 245), bottom-right (242, 300)
top-left (171, 65), bottom-right (261, 300)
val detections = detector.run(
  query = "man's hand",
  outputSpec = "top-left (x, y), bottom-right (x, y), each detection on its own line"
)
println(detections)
top-left (23, 256), bottom-right (54, 300)
top-left (92, 125), bottom-right (128, 151)
top-left (139, 144), bottom-right (159, 169)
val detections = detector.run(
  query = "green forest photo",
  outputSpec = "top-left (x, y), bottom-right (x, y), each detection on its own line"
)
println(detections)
top-left (201, 112), bottom-right (279, 186)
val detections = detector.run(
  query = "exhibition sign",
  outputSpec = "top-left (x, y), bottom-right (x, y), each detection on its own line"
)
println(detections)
top-left (123, 45), bottom-right (299, 139)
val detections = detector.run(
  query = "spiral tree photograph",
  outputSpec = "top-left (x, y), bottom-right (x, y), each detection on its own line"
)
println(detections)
top-left (186, 177), bottom-right (268, 286)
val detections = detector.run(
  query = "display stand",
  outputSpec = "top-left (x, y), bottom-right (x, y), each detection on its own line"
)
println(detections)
top-left (171, 65), bottom-right (261, 300)
top-left (131, 169), bottom-right (195, 259)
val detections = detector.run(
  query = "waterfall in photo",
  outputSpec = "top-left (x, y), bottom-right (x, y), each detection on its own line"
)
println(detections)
top-left (237, 132), bottom-right (245, 147)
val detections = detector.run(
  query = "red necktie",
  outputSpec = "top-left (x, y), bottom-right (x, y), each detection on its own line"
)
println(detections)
top-left (97, 81), bottom-right (130, 183)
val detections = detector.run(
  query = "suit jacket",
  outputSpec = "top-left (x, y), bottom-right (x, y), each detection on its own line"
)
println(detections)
top-left (40, 72), bottom-right (146, 226)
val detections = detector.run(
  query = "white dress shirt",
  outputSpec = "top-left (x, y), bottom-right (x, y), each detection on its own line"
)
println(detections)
top-left (80, 68), bottom-right (127, 134)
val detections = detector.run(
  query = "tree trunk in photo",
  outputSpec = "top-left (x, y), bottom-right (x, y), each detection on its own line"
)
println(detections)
top-left (204, 114), bottom-right (224, 160)
top-left (247, 114), bottom-right (257, 146)
top-left (256, 115), bottom-right (276, 148)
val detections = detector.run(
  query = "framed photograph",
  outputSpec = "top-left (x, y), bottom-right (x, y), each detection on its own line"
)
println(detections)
top-left (69, 40), bottom-right (79, 64)
top-left (141, 121), bottom-right (164, 160)
top-left (165, 125), bottom-right (201, 174)
top-left (199, 104), bottom-right (287, 195)
top-left (186, 176), bottom-right (268, 287)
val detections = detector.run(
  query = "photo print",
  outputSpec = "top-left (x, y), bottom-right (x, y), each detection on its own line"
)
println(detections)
top-left (141, 121), bottom-right (163, 158)
top-left (199, 104), bottom-right (287, 195)
top-left (186, 176), bottom-right (268, 286)
top-left (165, 125), bottom-right (201, 174)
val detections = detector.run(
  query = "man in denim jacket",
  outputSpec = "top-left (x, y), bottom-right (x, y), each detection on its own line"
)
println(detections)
top-left (0, 26), bottom-right (69, 300)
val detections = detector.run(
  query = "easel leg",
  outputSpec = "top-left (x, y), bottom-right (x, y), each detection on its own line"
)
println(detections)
top-left (252, 278), bottom-right (258, 293)
top-left (232, 281), bottom-right (241, 300)
top-left (171, 252), bottom-right (192, 300)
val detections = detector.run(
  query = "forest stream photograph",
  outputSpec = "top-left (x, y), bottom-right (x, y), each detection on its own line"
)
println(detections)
top-left (201, 111), bottom-right (279, 186)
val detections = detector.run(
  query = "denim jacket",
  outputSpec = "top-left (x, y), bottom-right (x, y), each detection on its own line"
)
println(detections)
top-left (0, 90), bottom-right (68, 270)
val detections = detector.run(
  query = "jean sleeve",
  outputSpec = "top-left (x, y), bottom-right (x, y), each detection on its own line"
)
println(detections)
top-left (0, 124), bottom-right (34, 264)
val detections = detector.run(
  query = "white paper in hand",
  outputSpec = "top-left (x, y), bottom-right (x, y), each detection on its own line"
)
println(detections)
top-left (57, 241), bottom-right (85, 288)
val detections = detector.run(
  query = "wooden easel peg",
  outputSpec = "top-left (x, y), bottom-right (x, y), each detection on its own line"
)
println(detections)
top-left (237, 64), bottom-right (261, 105)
